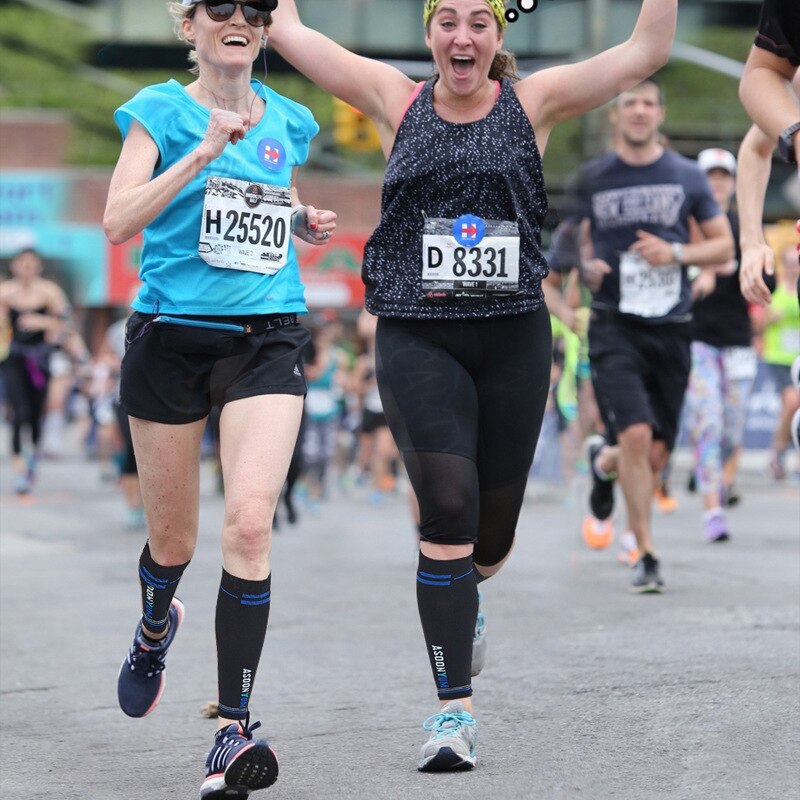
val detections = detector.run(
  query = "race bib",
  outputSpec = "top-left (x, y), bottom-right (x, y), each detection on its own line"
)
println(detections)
top-left (618, 251), bottom-right (681, 318)
top-left (421, 215), bottom-right (520, 299)
top-left (780, 327), bottom-right (800, 356)
top-left (198, 177), bottom-right (292, 275)
top-left (723, 347), bottom-right (757, 381)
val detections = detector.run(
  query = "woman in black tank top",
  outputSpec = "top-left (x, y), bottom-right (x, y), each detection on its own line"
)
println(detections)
top-left (0, 248), bottom-right (69, 493)
top-left (270, 0), bottom-right (679, 771)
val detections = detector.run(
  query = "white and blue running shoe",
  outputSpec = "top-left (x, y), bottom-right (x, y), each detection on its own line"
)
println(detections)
top-left (418, 700), bottom-right (477, 772)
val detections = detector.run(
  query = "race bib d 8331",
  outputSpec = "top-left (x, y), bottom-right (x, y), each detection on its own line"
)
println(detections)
top-left (198, 177), bottom-right (292, 275)
top-left (421, 215), bottom-right (520, 300)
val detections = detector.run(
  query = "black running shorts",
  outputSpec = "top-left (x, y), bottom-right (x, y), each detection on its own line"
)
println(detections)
top-left (120, 311), bottom-right (310, 424)
top-left (588, 311), bottom-right (691, 450)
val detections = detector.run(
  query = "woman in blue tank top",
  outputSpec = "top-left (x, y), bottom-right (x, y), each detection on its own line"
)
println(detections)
top-left (271, 0), bottom-right (678, 772)
top-left (104, 2), bottom-right (337, 796)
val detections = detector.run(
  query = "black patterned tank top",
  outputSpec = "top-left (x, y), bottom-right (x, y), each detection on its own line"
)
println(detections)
top-left (362, 77), bottom-right (548, 320)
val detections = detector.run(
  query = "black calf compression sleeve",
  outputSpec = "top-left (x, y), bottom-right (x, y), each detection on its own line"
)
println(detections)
top-left (138, 542), bottom-right (189, 636)
top-left (216, 570), bottom-right (271, 721)
top-left (416, 553), bottom-right (478, 701)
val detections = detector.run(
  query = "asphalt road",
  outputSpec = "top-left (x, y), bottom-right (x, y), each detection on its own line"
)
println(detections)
top-left (1, 444), bottom-right (798, 800)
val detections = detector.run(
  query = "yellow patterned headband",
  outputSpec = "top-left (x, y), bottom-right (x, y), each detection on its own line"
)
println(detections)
top-left (423, 0), bottom-right (508, 30)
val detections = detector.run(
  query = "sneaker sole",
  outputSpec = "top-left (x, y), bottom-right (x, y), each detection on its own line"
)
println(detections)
top-left (418, 746), bottom-right (476, 772)
top-left (225, 742), bottom-right (279, 792)
top-left (200, 780), bottom-right (250, 799)
top-left (630, 583), bottom-right (664, 594)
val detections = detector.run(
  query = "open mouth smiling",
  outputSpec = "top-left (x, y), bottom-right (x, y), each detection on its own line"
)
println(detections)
top-left (223, 35), bottom-right (250, 47)
top-left (451, 55), bottom-right (475, 75)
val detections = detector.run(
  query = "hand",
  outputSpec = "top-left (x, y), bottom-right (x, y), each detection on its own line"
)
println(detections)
top-left (291, 205), bottom-right (338, 246)
top-left (691, 269), bottom-right (716, 301)
top-left (200, 108), bottom-right (248, 160)
top-left (579, 258), bottom-right (612, 292)
top-left (629, 230), bottom-right (674, 266)
top-left (739, 242), bottom-right (774, 306)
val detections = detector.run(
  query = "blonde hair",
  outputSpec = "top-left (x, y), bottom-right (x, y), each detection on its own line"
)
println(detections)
top-left (167, 1), bottom-right (200, 74)
top-left (166, 2), bottom-right (272, 76)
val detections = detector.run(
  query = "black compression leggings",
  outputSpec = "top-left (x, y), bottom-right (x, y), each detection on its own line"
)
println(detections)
top-left (2, 357), bottom-right (48, 456)
top-left (376, 309), bottom-right (552, 566)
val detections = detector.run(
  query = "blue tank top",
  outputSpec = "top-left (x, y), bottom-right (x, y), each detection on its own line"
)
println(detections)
top-left (363, 78), bottom-right (548, 319)
top-left (114, 80), bottom-right (319, 316)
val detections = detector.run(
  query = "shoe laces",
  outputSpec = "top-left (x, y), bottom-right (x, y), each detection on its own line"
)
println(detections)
top-left (422, 709), bottom-right (476, 739)
top-left (128, 631), bottom-right (167, 678)
top-left (219, 714), bottom-right (262, 745)
top-left (127, 638), bottom-right (167, 679)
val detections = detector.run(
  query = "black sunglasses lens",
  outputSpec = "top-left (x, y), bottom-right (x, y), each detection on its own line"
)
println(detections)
top-left (242, 4), bottom-right (270, 25)
top-left (205, 2), bottom-right (271, 25)
top-left (205, 2), bottom-right (235, 21)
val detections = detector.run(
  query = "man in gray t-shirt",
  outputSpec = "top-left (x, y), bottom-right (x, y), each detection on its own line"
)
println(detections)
top-left (576, 77), bottom-right (734, 593)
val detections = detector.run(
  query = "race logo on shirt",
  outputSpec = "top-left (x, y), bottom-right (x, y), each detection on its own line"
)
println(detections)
top-left (258, 138), bottom-right (286, 172)
top-left (452, 214), bottom-right (486, 246)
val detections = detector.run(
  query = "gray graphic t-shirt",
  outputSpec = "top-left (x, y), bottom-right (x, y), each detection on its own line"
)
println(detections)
top-left (578, 150), bottom-right (720, 324)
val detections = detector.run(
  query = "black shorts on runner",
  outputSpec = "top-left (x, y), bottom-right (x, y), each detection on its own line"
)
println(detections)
top-left (120, 311), bottom-right (310, 424)
top-left (588, 310), bottom-right (691, 450)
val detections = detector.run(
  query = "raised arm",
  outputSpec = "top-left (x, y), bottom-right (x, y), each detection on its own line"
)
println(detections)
top-left (268, 0), bottom-right (415, 137)
top-left (517, 0), bottom-right (676, 135)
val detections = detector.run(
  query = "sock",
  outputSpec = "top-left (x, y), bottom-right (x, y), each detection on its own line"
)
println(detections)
top-left (216, 570), bottom-right (271, 721)
top-left (138, 542), bottom-right (189, 637)
top-left (416, 553), bottom-right (477, 701)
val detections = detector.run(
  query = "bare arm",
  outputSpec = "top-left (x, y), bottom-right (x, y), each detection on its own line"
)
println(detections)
top-left (739, 46), bottom-right (800, 145)
top-left (268, 0), bottom-right (415, 140)
top-left (516, 0), bottom-right (676, 138)
top-left (104, 108), bottom-right (250, 245)
top-left (629, 215), bottom-right (734, 268)
top-left (736, 124), bottom-right (777, 306)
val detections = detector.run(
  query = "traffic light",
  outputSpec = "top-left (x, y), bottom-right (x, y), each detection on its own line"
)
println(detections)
top-left (332, 98), bottom-right (381, 153)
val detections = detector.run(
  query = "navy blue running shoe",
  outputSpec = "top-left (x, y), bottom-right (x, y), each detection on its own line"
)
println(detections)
top-left (586, 435), bottom-right (615, 521)
top-left (117, 597), bottom-right (184, 718)
top-left (200, 717), bottom-right (279, 799)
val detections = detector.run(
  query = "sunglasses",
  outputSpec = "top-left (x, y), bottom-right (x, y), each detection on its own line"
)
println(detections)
top-left (203, 1), bottom-right (276, 27)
